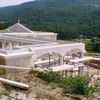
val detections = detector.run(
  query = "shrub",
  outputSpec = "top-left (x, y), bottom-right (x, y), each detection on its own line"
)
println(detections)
top-left (0, 68), bottom-right (6, 76)
top-left (31, 70), bottom-right (63, 83)
top-left (64, 76), bottom-right (91, 95)
top-left (31, 70), bottom-right (94, 95)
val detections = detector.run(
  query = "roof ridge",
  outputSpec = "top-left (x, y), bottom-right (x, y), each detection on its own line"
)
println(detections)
top-left (6, 23), bottom-right (33, 33)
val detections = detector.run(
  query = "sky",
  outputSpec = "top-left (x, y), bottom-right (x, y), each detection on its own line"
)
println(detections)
top-left (0, 0), bottom-right (34, 7)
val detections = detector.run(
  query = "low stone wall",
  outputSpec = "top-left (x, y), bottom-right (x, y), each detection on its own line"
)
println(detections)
top-left (0, 65), bottom-right (31, 75)
top-left (6, 55), bottom-right (33, 67)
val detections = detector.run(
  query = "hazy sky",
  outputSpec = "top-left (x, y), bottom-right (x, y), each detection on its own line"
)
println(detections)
top-left (0, 0), bottom-right (34, 7)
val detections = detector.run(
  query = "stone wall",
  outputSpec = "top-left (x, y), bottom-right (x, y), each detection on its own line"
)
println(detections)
top-left (33, 43), bottom-right (86, 59)
top-left (0, 56), bottom-right (6, 65)
top-left (6, 55), bottom-right (33, 67)
top-left (37, 35), bottom-right (57, 40)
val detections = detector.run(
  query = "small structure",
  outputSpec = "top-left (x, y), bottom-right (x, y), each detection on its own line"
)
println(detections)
top-left (4, 22), bottom-right (58, 40)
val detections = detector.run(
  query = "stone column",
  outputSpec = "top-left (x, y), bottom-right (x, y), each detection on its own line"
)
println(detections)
top-left (2, 41), bottom-right (5, 49)
top-left (48, 52), bottom-right (52, 67)
top-left (8, 42), bottom-right (13, 50)
top-left (78, 66), bottom-right (84, 76)
top-left (30, 56), bottom-right (34, 68)
top-left (59, 55), bottom-right (64, 65)
top-left (81, 52), bottom-right (84, 58)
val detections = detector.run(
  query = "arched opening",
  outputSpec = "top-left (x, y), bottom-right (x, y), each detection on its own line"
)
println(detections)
top-left (64, 49), bottom-right (83, 64)
top-left (35, 52), bottom-right (62, 68)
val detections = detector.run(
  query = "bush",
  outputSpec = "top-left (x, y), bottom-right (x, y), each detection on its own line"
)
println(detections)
top-left (64, 76), bottom-right (91, 95)
top-left (31, 70), bottom-right (63, 83)
top-left (31, 70), bottom-right (93, 95)
top-left (0, 68), bottom-right (6, 76)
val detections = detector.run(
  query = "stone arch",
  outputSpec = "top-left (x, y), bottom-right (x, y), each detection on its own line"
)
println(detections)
top-left (63, 49), bottom-right (83, 63)
top-left (35, 52), bottom-right (63, 67)
top-left (36, 52), bottom-right (61, 60)
top-left (64, 49), bottom-right (83, 57)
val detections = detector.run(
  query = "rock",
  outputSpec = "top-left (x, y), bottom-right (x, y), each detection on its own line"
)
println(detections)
top-left (0, 82), bottom-right (5, 93)
top-left (93, 92), bottom-right (100, 99)
top-left (0, 82), bottom-right (3, 85)
top-left (1, 95), bottom-right (9, 100)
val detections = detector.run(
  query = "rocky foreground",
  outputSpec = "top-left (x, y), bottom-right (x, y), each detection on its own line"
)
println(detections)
top-left (0, 71), bottom-right (68, 100)
top-left (0, 70), bottom-right (100, 100)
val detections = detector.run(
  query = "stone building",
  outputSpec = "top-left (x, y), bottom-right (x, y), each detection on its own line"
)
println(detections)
top-left (0, 23), bottom-right (86, 67)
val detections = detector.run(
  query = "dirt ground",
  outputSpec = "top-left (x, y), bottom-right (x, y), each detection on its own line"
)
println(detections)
top-left (0, 62), bottom-right (99, 100)
top-left (0, 71), bottom-right (69, 100)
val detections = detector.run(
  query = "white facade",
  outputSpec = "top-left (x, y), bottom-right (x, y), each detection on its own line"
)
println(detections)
top-left (0, 23), bottom-right (86, 67)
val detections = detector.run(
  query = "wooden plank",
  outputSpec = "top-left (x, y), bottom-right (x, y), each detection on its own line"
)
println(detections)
top-left (0, 77), bottom-right (29, 89)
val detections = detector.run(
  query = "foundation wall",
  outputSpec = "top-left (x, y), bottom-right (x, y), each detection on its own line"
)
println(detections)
top-left (0, 56), bottom-right (6, 65)
top-left (6, 55), bottom-right (33, 67)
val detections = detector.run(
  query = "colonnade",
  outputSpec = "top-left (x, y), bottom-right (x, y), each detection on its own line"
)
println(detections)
top-left (2, 41), bottom-right (13, 50)
top-left (43, 52), bottom-right (85, 67)
top-left (1, 41), bottom-right (24, 50)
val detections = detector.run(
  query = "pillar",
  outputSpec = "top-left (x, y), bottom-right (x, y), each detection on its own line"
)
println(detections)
top-left (30, 57), bottom-right (34, 68)
top-left (78, 66), bottom-right (84, 76)
top-left (70, 69), bottom-right (73, 77)
top-left (2, 41), bottom-right (5, 49)
top-left (8, 42), bottom-right (13, 50)
top-left (81, 52), bottom-right (84, 58)
top-left (65, 70), bottom-right (68, 76)
top-left (48, 52), bottom-right (52, 67)
top-left (59, 55), bottom-right (64, 65)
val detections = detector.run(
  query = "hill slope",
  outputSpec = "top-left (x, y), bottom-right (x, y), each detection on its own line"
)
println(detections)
top-left (0, 0), bottom-right (100, 39)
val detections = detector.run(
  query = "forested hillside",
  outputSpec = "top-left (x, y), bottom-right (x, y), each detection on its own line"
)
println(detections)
top-left (0, 0), bottom-right (100, 40)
